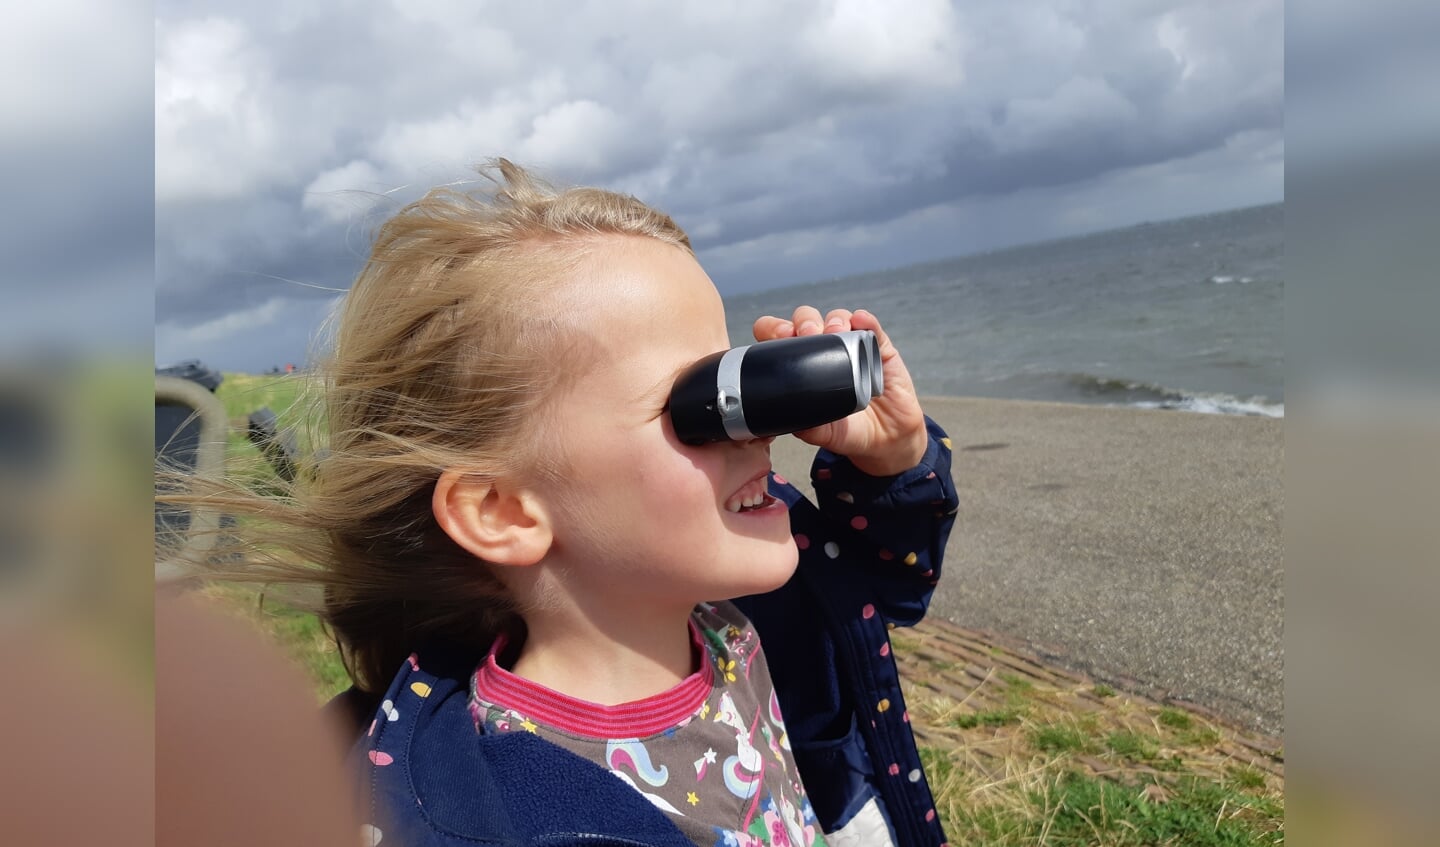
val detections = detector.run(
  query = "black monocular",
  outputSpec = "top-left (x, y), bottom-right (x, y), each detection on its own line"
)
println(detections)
top-left (669, 330), bottom-right (884, 445)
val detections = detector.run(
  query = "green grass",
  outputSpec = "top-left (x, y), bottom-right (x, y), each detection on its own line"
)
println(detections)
top-left (952, 708), bottom-right (1024, 730)
top-left (1157, 707), bottom-right (1193, 730)
top-left (922, 736), bottom-right (1283, 847)
top-left (216, 372), bottom-right (312, 421)
top-left (1092, 683), bottom-right (1117, 698)
top-left (1226, 765), bottom-right (1269, 791)
top-left (1175, 725), bottom-right (1223, 748)
top-left (1156, 707), bottom-right (1223, 748)
top-left (1029, 723), bottom-right (1094, 754)
top-left (945, 672), bottom-right (1044, 730)
top-left (1105, 730), bottom-right (1160, 761)
top-left (999, 673), bottom-right (1035, 694)
top-left (913, 657), bottom-right (1282, 844)
top-left (214, 373), bottom-right (321, 469)
top-left (1035, 772), bottom-right (1283, 846)
top-left (1101, 729), bottom-right (1186, 771)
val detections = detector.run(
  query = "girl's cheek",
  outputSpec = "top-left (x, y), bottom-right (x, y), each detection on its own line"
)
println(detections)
top-left (652, 459), bottom-right (724, 512)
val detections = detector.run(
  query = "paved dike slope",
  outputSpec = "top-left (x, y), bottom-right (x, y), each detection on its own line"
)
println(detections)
top-left (770, 396), bottom-right (1283, 736)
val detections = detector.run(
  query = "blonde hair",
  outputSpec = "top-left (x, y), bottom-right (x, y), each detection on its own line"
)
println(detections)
top-left (165, 159), bottom-right (692, 692)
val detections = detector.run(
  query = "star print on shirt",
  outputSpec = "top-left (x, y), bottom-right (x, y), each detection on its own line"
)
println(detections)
top-left (693, 746), bottom-right (720, 781)
top-left (519, 717), bottom-right (538, 734)
top-left (686, 792), bottom-right (699, 806)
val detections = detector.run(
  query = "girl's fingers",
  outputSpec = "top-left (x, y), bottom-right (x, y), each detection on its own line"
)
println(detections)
top-left (790, 421), bottom-right (839, 450)
top-left (850, 309), bottom-right (894, 356)
top-left (759, 307), bottom-right (891, 351)
top-left (790, 305), bottom-right (825, 336)
top-left (752, 315), bottom-right (795, 342)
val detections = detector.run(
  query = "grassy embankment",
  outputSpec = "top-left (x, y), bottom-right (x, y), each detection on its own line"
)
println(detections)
top-left (206, 372), bottom-right (350, 695)
top-left (206, 373), bottom-right (1284, 846)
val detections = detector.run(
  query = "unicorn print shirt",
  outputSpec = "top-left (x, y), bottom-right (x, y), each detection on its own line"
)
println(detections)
top-left (470, 601), bottom-right (829, 847)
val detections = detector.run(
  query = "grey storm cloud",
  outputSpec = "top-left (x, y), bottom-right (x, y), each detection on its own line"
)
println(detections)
top-left (155, 0), bottom-right (1283, 370)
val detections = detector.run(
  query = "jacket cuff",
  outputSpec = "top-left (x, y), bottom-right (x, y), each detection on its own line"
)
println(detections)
top-left (811, 417), bottom-right (955, 511)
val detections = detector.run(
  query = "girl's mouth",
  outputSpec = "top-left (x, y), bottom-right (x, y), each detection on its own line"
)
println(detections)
top-left (725, 474), bottom-right (776, 513)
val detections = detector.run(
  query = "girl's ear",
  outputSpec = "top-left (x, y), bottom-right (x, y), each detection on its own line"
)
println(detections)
top-left (432, 470), bottom-right (554, 567)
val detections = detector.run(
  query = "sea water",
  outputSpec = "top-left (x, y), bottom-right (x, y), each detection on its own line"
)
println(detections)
top-left (723, 203), bottom-right (1283, 417)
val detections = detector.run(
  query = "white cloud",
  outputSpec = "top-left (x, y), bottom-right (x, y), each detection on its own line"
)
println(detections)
top-left (801, 0), bottom-right (963, 88)
top-left (1156, 13), bottom-right (1198, 82)
top-left (518, 100), bottom-right (633, 175)
top-left (368, 79), bottom-right (560, 180)
top-left (155, 17), bottom-right (334, 204)
top-left (302, 160), bottom-right (389, 224)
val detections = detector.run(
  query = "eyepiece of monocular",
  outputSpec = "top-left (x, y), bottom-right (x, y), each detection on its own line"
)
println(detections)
top-left (668, 330), bottom-right (883, 445)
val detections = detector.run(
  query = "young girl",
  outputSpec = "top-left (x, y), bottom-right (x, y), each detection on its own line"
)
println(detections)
top-left (209, 161), bottom-right (957, 847)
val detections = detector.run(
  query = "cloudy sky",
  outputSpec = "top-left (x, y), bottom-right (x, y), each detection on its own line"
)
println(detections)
top-left (155, 0), bottom-right (1283, 372)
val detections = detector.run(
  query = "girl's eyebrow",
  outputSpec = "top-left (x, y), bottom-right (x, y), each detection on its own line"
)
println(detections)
top-left (645, 368), bottom-right (682, 403)
top-left (641, 362), bottom-right (690, 406)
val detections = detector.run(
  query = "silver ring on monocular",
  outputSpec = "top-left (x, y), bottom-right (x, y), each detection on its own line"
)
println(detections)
top-left (668, 329), bottom-right (884, 445)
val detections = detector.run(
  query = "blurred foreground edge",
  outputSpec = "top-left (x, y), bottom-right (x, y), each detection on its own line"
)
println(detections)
top-left (156, 590), bottom-right (355, 847)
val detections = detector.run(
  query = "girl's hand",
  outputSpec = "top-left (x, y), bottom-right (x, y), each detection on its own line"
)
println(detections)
top-left (752, 307), bottom-right (929, 477)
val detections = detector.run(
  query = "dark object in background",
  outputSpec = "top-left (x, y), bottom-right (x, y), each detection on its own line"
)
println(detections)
top-left (155, 361), bottom-right (223, 480)
top-left (156, 360), bottom-right (223, 392)
top-left (668, 330), bottom-right (883, 445)
top-left (155, 364), bottom-right (227, 567)
top-left (246, 407), bottom-right (298, 483)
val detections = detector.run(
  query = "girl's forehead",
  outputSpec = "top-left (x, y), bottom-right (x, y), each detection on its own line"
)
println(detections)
top-left (567, 238), bottom-right (727, 334)
top-left (539, 238), bottom-right (728, 389)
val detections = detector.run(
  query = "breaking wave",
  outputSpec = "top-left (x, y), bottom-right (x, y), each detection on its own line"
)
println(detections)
top-left (1063, 373), bottom-right (1283, 417)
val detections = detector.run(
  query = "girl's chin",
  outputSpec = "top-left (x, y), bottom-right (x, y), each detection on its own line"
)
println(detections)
top-left (722, 498), bottom-right (794, 549)
top-left (729, 540), bottom-right (800, 597)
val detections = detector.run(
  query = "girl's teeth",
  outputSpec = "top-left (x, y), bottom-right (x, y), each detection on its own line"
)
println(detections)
top-left (727, 480), bottom-right (771, 513)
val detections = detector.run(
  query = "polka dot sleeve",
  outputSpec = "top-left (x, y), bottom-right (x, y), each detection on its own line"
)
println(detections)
top-left (808, 416), bottom-right (958, 627)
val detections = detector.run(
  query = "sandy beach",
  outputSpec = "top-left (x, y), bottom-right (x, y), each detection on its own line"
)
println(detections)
top-left (771, 396), bottom-right (1283, 736)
